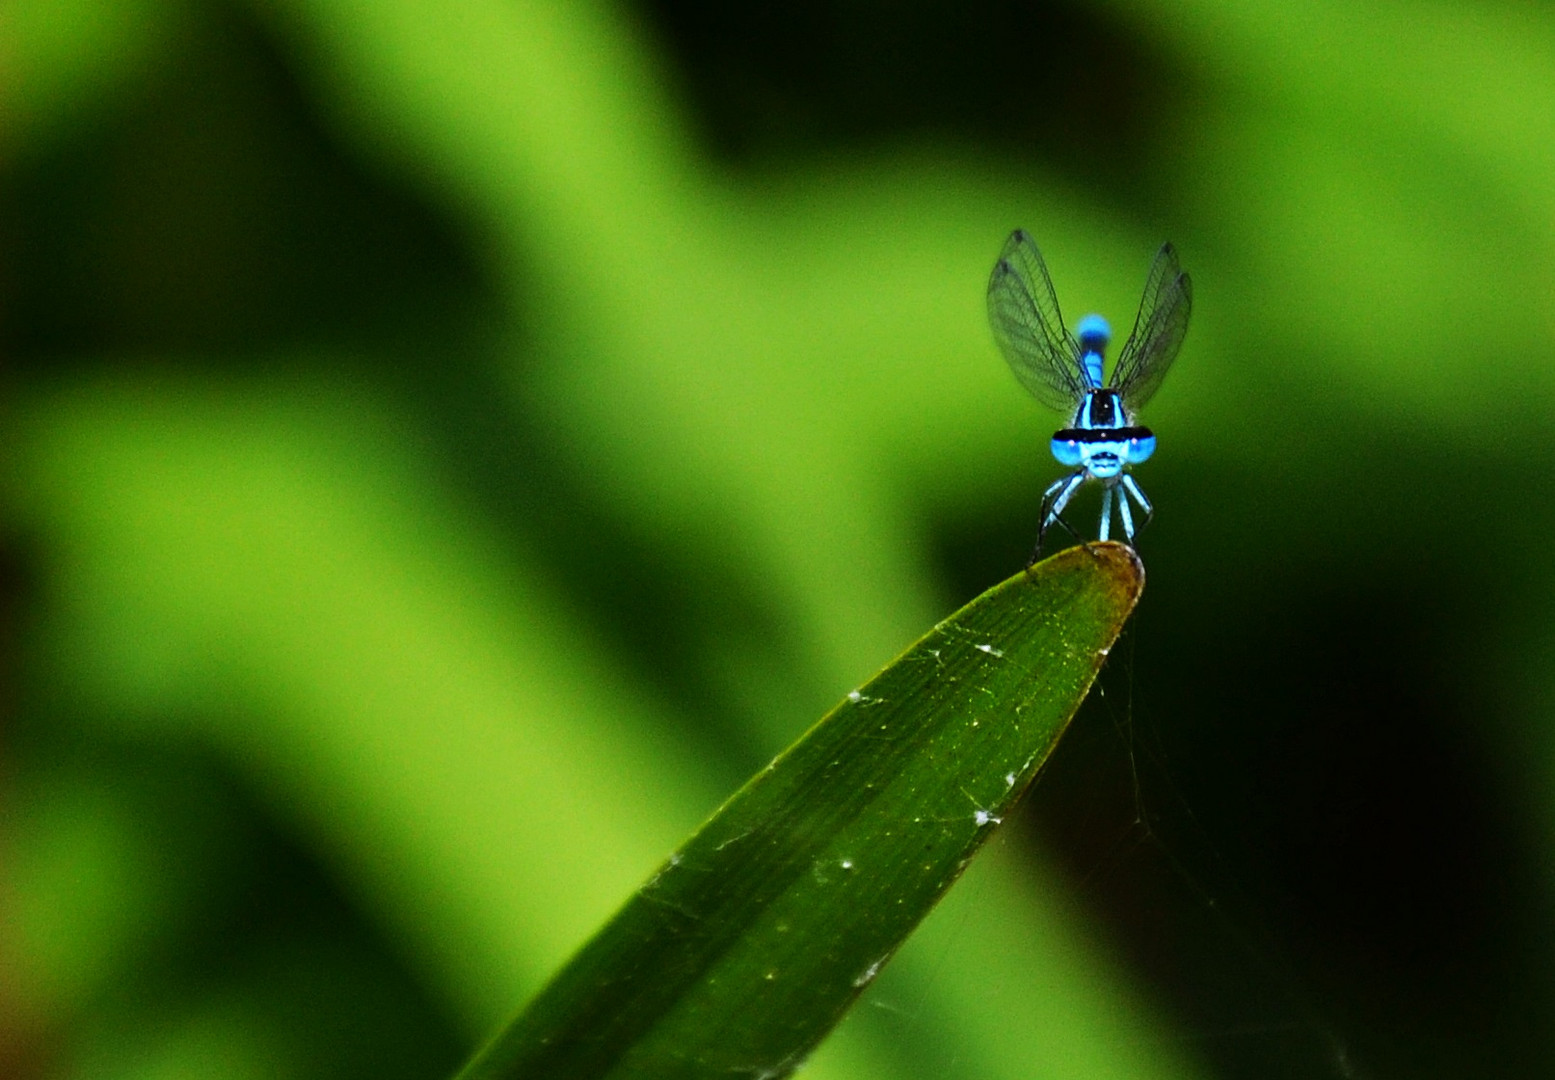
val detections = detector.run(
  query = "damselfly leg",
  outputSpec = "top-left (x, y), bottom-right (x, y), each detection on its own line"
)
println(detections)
top-left (1119, 473), bottom-right (1154, 542)
top-left (1114, 485), bottom-right (1132, 542)
top-left (1032, 471), bottom-right (1087, 565)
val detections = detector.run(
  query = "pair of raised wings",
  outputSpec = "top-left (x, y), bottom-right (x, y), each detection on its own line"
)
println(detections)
top-left (987, 229), bottom-right (1192, 415)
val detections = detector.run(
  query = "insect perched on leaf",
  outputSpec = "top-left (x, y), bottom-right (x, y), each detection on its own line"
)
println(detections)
top-left (988, 229), bottom-right (1192, 560)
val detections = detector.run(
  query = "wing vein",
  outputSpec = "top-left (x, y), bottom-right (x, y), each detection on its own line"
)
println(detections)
top-left (1109, 243), bottom-right (1192, 413)
top-left (986, 230), bottom-right (1086, 414)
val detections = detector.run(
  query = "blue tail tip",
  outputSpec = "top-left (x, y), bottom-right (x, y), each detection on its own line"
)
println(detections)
top-left (1076, 313), bottom-right (1111, 348)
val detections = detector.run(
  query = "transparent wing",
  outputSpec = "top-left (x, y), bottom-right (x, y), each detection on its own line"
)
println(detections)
top-left (1109, 243), bottom-right (1192, 413)
top-left (987, 229), bottom-right (1086, 413)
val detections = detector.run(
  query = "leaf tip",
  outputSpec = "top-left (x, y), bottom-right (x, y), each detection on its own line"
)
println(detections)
top-left (1040, 540), bottom-right (1145, 611)
top-left (1092, 539), bottom-right (1146, 597)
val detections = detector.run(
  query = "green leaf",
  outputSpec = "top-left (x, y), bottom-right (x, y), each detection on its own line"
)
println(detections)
top-left (456, 542), bottom-right (1144, 1080)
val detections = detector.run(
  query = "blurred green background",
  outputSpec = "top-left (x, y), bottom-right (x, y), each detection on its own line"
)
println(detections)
top-left (4, 1), bottom-right (1555, 1078)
